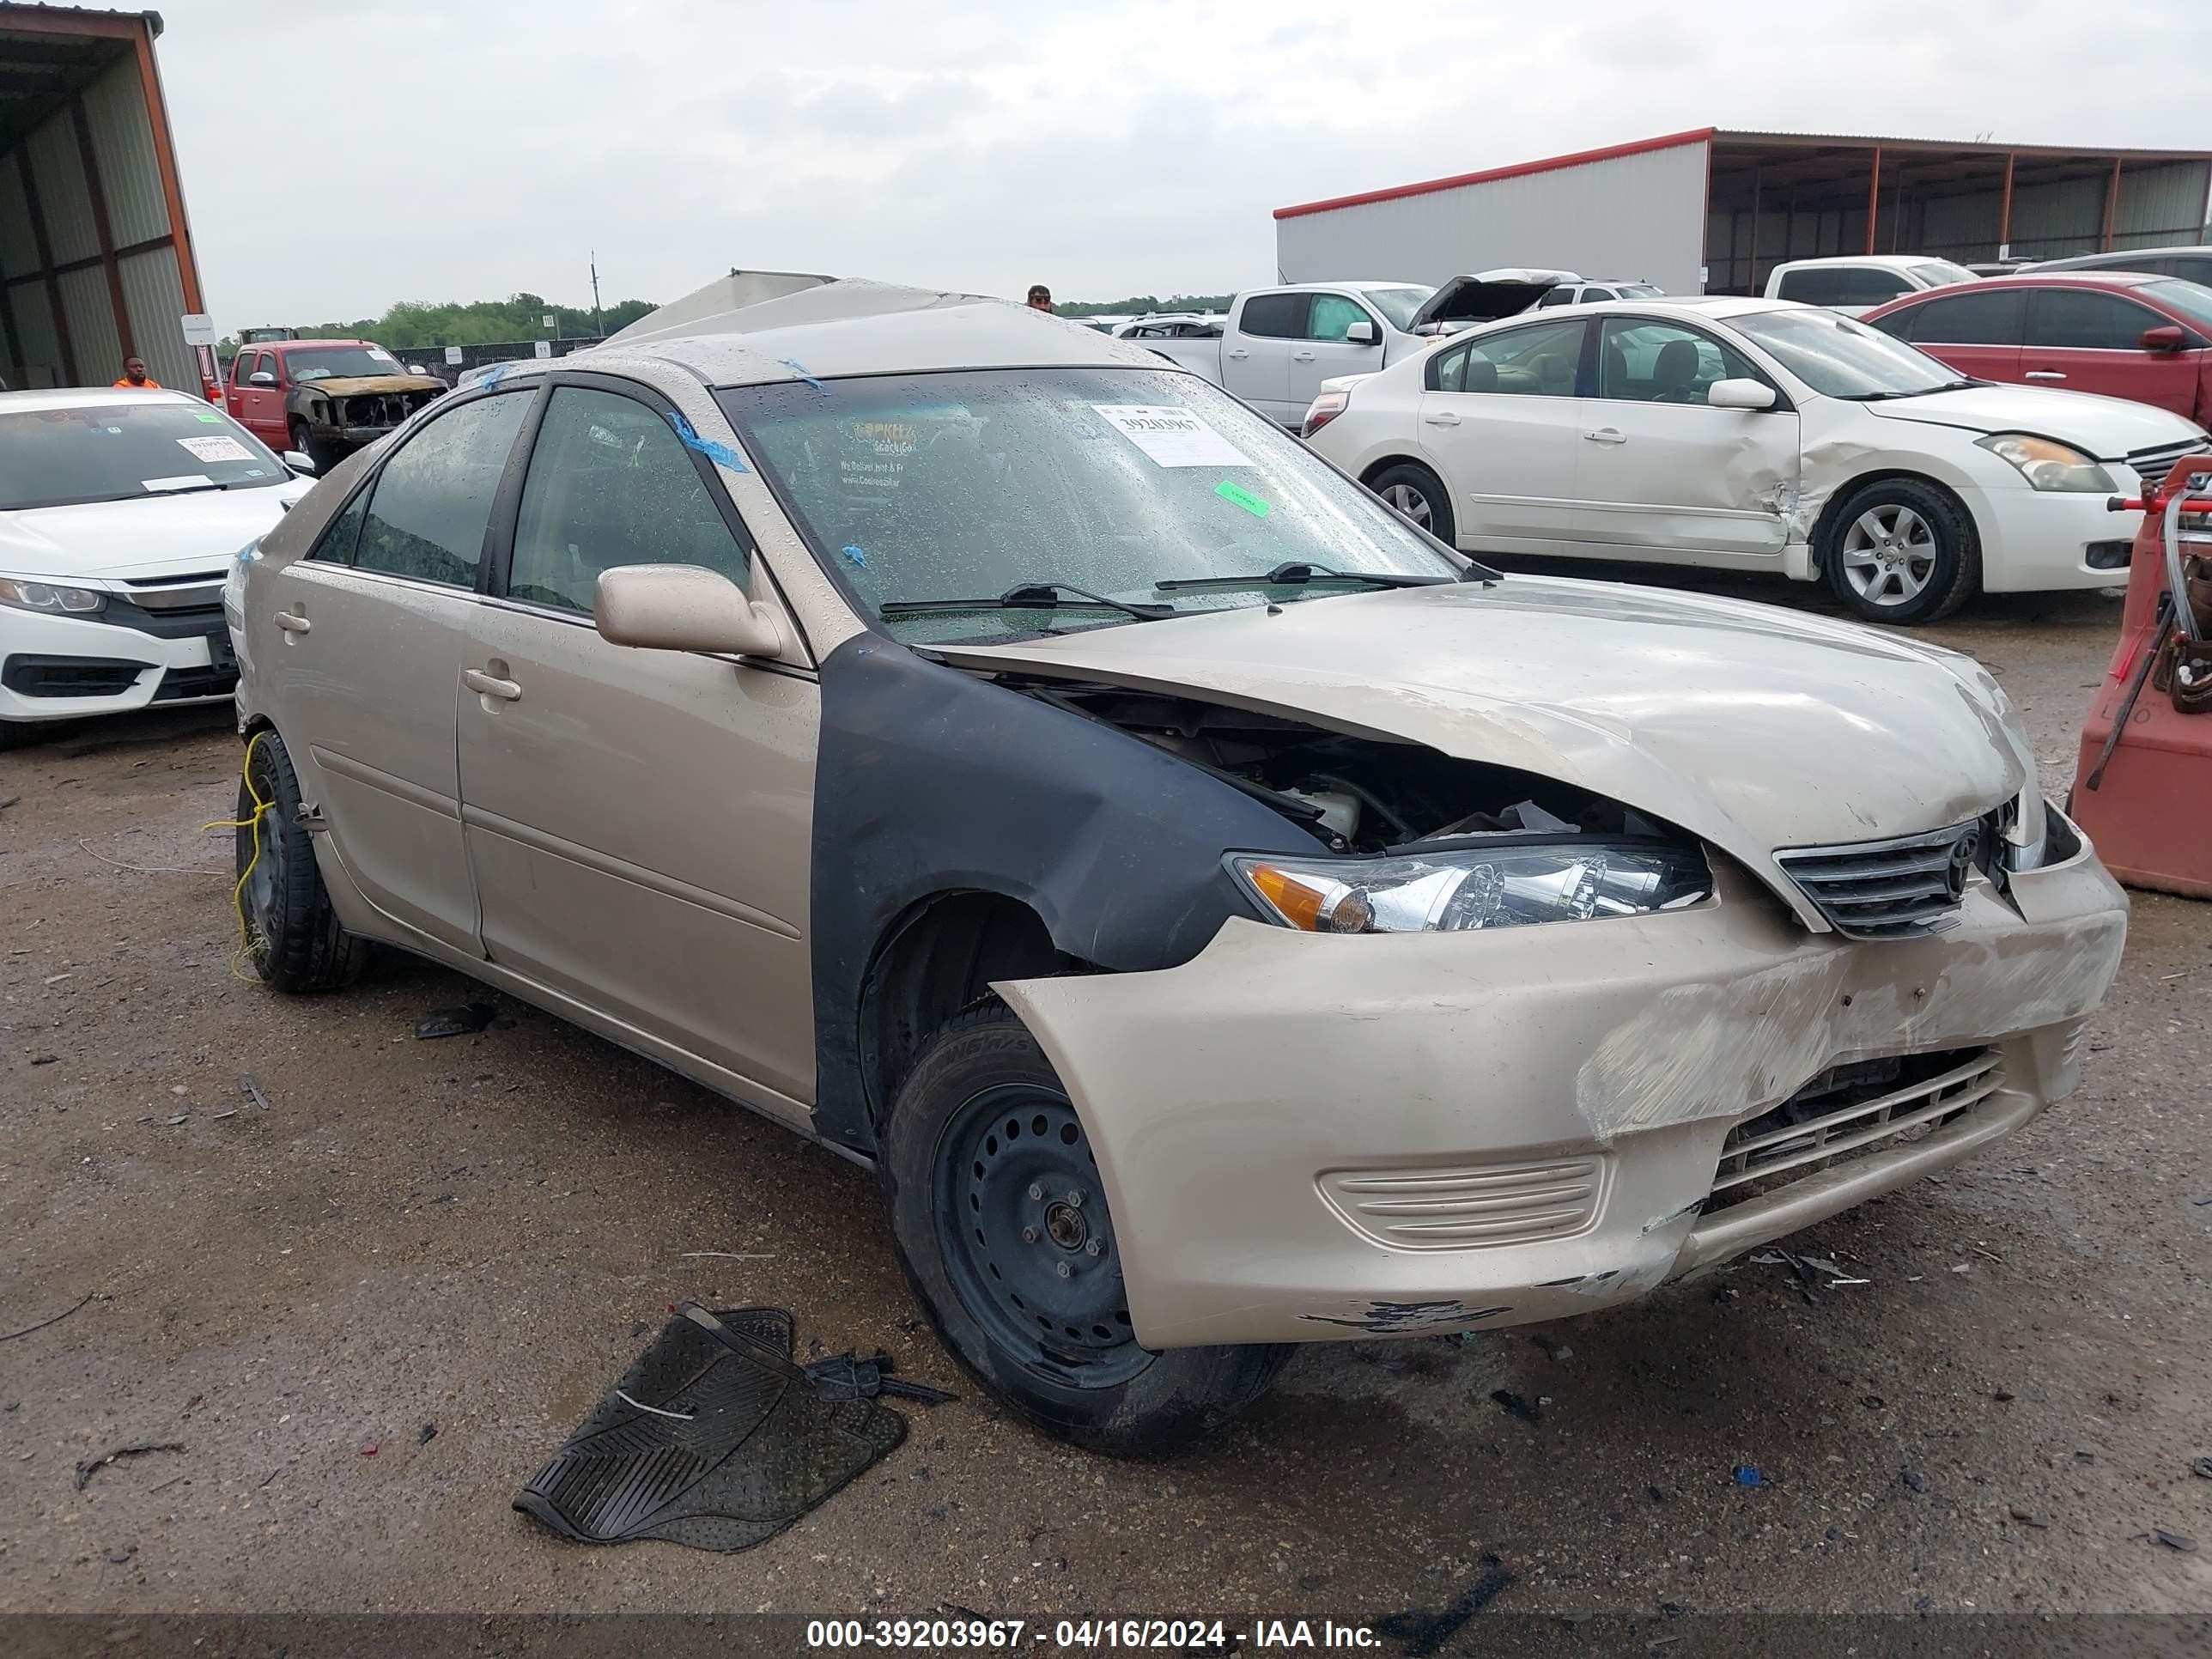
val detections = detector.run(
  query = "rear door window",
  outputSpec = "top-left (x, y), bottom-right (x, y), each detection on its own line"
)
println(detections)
top-left (1238, 294), bottom-right (1309, 338)
top-left (1449, 317), bottom-right (1587, 398)
top-left (1777, 268), bottom-right (1848, 306)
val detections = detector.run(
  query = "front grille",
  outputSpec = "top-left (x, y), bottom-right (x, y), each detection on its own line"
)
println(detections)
top-left (152, 664), bottom-right (237, 702)
top-left (119, 572), bottom-right (228, 611)
top-left (1775, 820), bottom-right (1982, 939)
top-left (1, 653), bottom-right (151, 698)
top-left (2126, 438), bottom-right (2200, 488)
top-left (1317, 1155), bottom-right (1606, 1250)
top-left (1706, 1049), bottom-right (2002, 1211)
top-left (338, 390), bottom-right (437, 428)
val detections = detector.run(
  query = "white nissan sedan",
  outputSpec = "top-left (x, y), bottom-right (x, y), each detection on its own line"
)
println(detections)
top-left (0, 388), bottom-right (312, 746)
top-left (1303, 296), bottom-right (2209, 624)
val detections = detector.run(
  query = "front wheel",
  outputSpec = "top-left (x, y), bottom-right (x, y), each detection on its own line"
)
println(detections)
top-left (1820, 477), bottom-right (1978, 625)
top-left (1367, 460), bottom-right (1457, 547)
top-left (235, 728), bottom-right (366, 992)
top-left (879, 1000), bottom-right (1291, 1455)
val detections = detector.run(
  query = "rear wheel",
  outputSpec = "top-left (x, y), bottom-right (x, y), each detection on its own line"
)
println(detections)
top-left (1368, 460), bottom-right (1457, 546)
top-left (1820, 477), bottom-right (1978, 625)
top-left (235, 728), bottom-right (365, 993)
top-left (880, 1000), bottom-right (1291, 1455)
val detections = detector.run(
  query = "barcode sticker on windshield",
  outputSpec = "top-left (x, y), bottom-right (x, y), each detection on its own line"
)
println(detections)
top-left (176, 434), bottom-right (251, 464)
top-left (1091, 404), bottom-right (1253, 468)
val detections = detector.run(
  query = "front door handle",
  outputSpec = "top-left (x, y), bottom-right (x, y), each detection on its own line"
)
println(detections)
top-left (1583, 428), bottom-right (1628, 445)
top-left (273, 611), bottom-right (310, 634)
top-left (464, 668), bottom-right (522, 702)
top-left (1225, 349), bottom-right (1249, 360)
top-left (2025, 369), bottom-right (2066, 381)
top-left (1422, 410), bottom-right (1462, 427)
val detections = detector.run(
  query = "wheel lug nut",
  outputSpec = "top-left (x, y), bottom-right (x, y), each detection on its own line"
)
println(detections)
top-left (1027, 1182), bottom-right (1044, 1201)
top-left (1066, 1188), bottom-right (1085, 1208)
top-left (1055, 1260), bottom-right (1073, 1279)
top-left (1023, 1226), bottom-right (1038, 1243)
top-left (1085, 1239), bottom-right (1103, 1257)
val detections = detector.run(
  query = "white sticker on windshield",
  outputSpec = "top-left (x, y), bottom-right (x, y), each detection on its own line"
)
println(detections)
top-left (1091, 404), bottom-right (1254, 468)
top-left (368, 348), bottom-right (396, 362)
top-left (176, 434), bottom-right (251, 463)
top-left (142, 473), bottom-right (215, 493)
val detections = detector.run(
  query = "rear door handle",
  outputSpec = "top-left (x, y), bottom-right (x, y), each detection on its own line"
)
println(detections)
top-left (464, 668), bottom-right (522, 702)
top-left (273, 611), bottom-right (310, 634)
top-left (2026, 369), bottom-right (2066, 381)
top-left (1422, 410), bottom-right (1462, 427)
top-left (1583, 428), bottom-right (1628, 445)
top-left (1292, 349), bottom-right (1316, 362)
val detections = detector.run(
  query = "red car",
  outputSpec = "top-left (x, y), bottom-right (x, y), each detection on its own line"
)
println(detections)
top-left (222, 338), bottom-right (443, 469)
top-left (1864, 271), bottom-right (2212, 428)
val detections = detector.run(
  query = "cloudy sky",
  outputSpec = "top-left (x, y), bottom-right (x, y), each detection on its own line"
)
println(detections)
top-left (156, 0), bottom-right (2212, 331)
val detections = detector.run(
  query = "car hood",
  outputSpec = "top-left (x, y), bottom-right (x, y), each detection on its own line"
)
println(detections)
top-left (1861, 384), bottom-right (2203, 458)
top-left (935, 576), bottom-right (2031, 929)
top-left (0, 480), bottom-right (311, 580)
top-left (293, 374), bottom-right (444, 398)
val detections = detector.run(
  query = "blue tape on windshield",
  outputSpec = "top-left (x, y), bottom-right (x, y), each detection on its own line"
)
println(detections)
top-left (667, 410), bottom-right (749, 472)
top-left (777, 357), bottom-right (828, 394)
top-left (841, 544), bottom-right (867, 569)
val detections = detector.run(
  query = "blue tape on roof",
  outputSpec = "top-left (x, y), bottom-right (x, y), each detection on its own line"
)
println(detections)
top-left (475, 363), bottom-right (507, 391)
top-left (667, 410), bottom-right (749, 472)
top-left (777, 357), bottom-right (828, 394)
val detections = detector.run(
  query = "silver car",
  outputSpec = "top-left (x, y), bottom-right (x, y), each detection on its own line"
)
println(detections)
top-left (226, 276), bottom-right (2127, 1453)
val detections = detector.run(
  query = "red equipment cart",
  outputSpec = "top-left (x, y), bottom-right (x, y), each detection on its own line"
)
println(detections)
top-left (2070, 453), bottom-right (2212, 897)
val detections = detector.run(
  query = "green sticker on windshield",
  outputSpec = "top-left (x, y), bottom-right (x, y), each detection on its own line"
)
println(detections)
top-left (195, 411), bottom-right (222, 422)
top-left (1215, 479), bottom-right (1271, 518)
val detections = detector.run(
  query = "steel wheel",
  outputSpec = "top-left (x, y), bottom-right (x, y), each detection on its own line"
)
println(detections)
top-left (932, 1081), bottom-right (1147, 1389)
top-left (1382, 481), bottom-right (1433, 530)
top-left (1838, 503), bottom-right (1937, 608)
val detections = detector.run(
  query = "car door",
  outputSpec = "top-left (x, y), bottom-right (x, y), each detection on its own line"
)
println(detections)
top-left (2024, 286), bottom-right (2199, 416)
top-left (1875, 288), bottom-right (2025, 385)
top-left (227, 350), bottom-right (264, 434)
top-left (242, 350), bottom-right (289, 448)
top-left (1571, 315), bottom-right (1800, 562)
top-left (1224, 292), bottom-right (1302, 422)
top-left (456, 377), bottom-right (819, 1113)
top-left (254, 386), bottom-right (535, 953)
top-left (1416, 314), bottom-right (1589, 550)
top-left (1285, 292), bottom-right (1387, 417)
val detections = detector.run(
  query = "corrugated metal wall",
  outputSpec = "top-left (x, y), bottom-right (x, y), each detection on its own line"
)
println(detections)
top-left (0, 52), bottom-right (192, 391)
top-left (1275, 139), bottom-right (1712, 294)
top-left (2112, 161), bottom-right (2210, 248)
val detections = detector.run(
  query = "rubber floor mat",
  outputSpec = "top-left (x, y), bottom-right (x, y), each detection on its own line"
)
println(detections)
top-left (515, 1304), bottom-right (907, 1552)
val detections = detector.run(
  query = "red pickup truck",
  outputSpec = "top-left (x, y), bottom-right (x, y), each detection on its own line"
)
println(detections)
top-left (224, 338), bottom-right (444, 471)
top-left (1864, 271), bottom-right (2212, 428)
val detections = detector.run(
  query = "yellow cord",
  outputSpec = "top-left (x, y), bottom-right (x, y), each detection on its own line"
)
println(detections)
top-left (202, 729), bottom-right (272, 982)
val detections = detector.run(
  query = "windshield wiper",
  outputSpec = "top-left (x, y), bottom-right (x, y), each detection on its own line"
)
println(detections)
top-left (878, 580), bottom-right (1175, 622)
top-left (1843, 378), bottom-right (1983, 403)
top-left (1154, 560), bottom-right (1458, 592)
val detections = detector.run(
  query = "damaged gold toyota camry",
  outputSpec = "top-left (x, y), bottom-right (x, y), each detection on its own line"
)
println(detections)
top-left (222, 274), bottom-right (2128, 1454)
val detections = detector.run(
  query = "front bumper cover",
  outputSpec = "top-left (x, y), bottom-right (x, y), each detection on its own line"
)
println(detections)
top-left (996, 823), bottom-right (2126, 1348)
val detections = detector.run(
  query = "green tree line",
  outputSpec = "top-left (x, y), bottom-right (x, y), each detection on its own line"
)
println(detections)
top-left (220, 292), bottom-right (659, 355)
top-left (1054, 293), bottom-right (1232, 319)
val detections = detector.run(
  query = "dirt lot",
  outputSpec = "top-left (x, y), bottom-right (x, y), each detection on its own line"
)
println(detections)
top-left (3, 578), bottom-right (2208, 1628)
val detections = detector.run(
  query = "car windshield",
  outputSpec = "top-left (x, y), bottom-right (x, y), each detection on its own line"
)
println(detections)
top-left (1732, 308), bottom-right (1969, 399)
top-left (0, 400), bottom-right (289, 510)
top-left (283, 345), bottom-right (406, 382)
top-left (1362, 286), bottom-right (1434, 331)
top-left (719, 368), bottom-right (1468, 645)
top-left (1911, 261), bottom-right (1978, 288)
top-left (1619, 283), bottom-right (1664, 298)
top-left (2143, 278), bottom-right (2212, 334)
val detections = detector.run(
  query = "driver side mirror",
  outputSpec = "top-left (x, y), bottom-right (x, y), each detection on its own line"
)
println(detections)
top-left (249, 370), bottom-right (276, 386)
top-left (1708, 378), bottom-right (1778, 411)
top-left (282, 449), bottom-right (316, 476)
top-left (1342, 319), bottom-right (1377, 346)
top-left (595, 564), bottom-right (785, 659)
top-left (2141, 324), bottom-right (2187, 354)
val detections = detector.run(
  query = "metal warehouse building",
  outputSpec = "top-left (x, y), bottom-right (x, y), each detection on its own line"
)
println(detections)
top-left (1274, 128), bottom-right (2212, 295)
top-left (0, 3), bottom-right (205, 392)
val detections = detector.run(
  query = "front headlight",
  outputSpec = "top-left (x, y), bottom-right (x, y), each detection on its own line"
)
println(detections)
top-left (0, 576), bottom-right (105, 615)
top-left (1231, 841), bottom-right (1712, 934)
top-left (1976, 433), bottom-right (2116, 494)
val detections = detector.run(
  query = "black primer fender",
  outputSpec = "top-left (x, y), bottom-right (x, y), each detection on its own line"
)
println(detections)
top-left (809, 634), bottom-right (1320, 1156)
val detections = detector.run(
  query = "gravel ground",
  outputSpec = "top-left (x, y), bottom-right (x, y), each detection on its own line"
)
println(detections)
top-left (2, 577), bottom-right (2208, 1626)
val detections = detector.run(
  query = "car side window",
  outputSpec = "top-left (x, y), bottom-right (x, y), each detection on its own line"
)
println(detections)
top-left (2028, 289), bottom-right (2166, 350)
top-left (1426, 343), bottom-right (1468, 392)
top-left (1842, 269), bottom-right (1911, 307)
top-left (1577, 287), bottom-right (1616, 303)
top-left (1888, 289), bottom-right (2026, 346)
top-left (1596, 319), bottom-right (1763, 404)
top-left (232, 351), bottom-right (257, 385)
top-left (1777, 268), bottom-right (1847, 306)
top-left (1306, 294), bottom-right (1371, 341)
top-left (1453, 317), bottom-right (1586, 398)
top-left (352, 391), bottom-right (532, 588)
top-left (507, 386), bottom-right (750, 617)
top-left (2172, 256), bottom-right (2212, 288)
top-left (1238, 293), bottom-right (1309, 339)
top-left (1534, 287), bottom-right (1574, 308)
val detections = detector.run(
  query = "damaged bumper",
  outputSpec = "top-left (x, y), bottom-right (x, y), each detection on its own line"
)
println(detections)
top-left (996, 823), bottom-right (2125, 1349)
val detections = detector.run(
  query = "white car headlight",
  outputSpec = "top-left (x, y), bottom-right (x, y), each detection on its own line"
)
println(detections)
top-left (1975, 433), bottom-right (2116, 494)
top-left (1231, 842), bottom-right (1711, 934)
top-left (0, 576), bottom-right (105, 615)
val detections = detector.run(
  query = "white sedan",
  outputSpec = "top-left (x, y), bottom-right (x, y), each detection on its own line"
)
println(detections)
top-left (0, 387), bottom-right (313, 745)
top-left (1303, 295), bottom-right (2209, 624)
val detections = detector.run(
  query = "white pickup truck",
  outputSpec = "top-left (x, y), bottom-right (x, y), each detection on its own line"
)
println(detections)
top-left (1141, 273), bottom-right (1584, 425)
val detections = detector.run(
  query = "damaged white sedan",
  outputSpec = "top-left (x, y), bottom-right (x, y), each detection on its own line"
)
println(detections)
top-left (1304, 295), bottom-right (2209, 623)
top-left (228, 276), bottom-right (2128, 1455)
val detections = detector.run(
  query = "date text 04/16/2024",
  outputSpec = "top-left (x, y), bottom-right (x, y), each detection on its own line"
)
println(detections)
top-left (804, 1619), bottom-right (1378, 1650)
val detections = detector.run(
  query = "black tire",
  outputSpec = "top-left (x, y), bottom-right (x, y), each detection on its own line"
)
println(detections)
top-left (235, 728), bottom-right (366, 993)
top-left (1367, 460), bottom-right (1456, 546)
top-left (879, 1000), bottom-right (1292, 1456)
top-left (289, 419), bottom-right (337, 477)
top-left (1820, 477), bottom-right (1979, 625)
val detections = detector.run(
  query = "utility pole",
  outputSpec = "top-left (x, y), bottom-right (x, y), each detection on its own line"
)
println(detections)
top-left (590, 252), bottom-right (605, 342)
